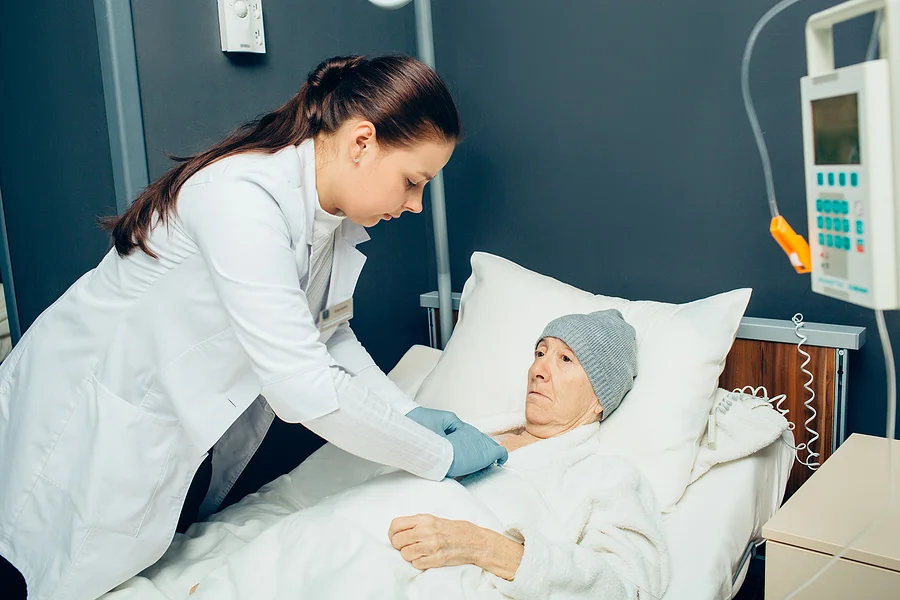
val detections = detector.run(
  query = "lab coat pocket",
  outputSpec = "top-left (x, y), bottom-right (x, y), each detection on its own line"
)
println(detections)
top-left (41, 376), bottom-right (180, 537)
top-left (155, 329), bottom-right (261, 452)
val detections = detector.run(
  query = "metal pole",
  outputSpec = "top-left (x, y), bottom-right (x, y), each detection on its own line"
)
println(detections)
top-left (413, 0), bottom-right (454, 348)
top-left (0, 185), bottom-right (21, 344)
top-left (94, 0), bottom-right (150, 213)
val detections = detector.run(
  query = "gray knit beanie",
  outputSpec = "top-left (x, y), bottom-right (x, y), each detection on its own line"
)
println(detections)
top-left (537, 309), bottom-right (638, 421)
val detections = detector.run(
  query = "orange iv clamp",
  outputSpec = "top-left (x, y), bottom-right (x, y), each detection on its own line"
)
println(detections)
top-left (770, 216), bottom-right (811, 273)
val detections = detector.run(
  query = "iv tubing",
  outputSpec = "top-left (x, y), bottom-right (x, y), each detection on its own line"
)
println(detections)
top-left (742, 0), bottom-right (807, 220)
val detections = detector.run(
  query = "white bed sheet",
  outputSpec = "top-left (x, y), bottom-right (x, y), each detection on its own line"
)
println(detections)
top-left (662, 435), bottom-right (793, 600)
top-left (257, 439), bottom-right (792, 600)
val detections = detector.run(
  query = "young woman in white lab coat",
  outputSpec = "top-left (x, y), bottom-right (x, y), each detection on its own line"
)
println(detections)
top-left (0, 55), bottom-right (506, 600)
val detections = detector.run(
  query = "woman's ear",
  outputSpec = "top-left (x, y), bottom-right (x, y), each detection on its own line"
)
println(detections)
top-left (348, 119), bottom-right (376, 163)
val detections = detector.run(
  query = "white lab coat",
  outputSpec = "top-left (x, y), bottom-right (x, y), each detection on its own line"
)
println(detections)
top-left (0, 140), bottom-right (447, 600)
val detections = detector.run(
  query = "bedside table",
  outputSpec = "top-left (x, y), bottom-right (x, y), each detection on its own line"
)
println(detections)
top-left (762, 433), bottom-right (900, 599)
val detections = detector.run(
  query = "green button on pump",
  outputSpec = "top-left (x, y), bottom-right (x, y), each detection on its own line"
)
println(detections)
top-left (827, 234), bottom-right (834, 247)
top-left (828, 173), bottom-right (835, 185)
top-left (839, 173), bottom-right (846, 186)
top-left (851, 173), bottom-right (859, 187)
top-left (825, 217), bottom-right (833, 230)
top-left (857, 220), bottom-right (864, 234)
top-left (824, 200), bottom-right (832, 213)
top-left (818, 173), bottom-right (825, 185)
top-left (819, 233), bottom-right (825, 245)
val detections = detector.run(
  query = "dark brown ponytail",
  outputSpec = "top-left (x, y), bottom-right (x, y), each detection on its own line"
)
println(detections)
top-left (103, 55), bottom-right (461, 258)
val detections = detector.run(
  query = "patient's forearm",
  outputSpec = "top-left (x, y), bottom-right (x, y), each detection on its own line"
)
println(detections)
top-left (390, 515), bottom-right (524, 578)
top-left (474, 527), bottom-right (525, 581)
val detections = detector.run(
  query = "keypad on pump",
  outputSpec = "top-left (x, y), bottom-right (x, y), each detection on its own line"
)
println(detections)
top-left (815, 170), bottom-right (862, 253)
top-left (816, 198), bottom-right (863, 252)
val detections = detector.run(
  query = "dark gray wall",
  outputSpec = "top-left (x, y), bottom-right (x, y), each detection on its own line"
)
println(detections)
top-left (129, 0), bottom-right (432, 505)
top-left (0, 3), bottom-right (117, 331)
top-left (430, 0), bottom-right (897, 437)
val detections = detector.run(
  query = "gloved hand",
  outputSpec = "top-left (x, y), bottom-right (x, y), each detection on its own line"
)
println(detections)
top-left (445, 423), bottom-right (508, 478)
top-left (405, 406), bottom-right (464, 436)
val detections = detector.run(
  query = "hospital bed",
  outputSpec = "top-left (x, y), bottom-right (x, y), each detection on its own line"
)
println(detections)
top-left (103, 344), bottom-right (793, 600)
top-left (386, 290), bottom-right (864, 598)
top-left (120, 343), bottom-right (790, 600)
top-left (387, 344), bottom-right (794, 600)
top-left (107, 252), bottom-right (864, 600)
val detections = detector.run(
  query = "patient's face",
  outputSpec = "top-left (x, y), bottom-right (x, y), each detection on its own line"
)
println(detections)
top-left (525, 337), bottom-right (603, 438)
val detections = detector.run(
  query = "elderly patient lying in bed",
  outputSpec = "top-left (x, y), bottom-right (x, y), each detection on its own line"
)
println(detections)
top-left (383, 309), bottom-right (669, 599)
top-left (113, 310), bottom-right (669, 600)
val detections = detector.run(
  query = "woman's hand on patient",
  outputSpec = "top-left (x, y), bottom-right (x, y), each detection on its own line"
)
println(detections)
top-left (405, 407), bottom-right (463, 436)
top-left (445, 424), bottom-right (508, 477)
top-left (389, 514), bottom-right (524, 581)
top-left (407, 407), bottom-right (508, 477)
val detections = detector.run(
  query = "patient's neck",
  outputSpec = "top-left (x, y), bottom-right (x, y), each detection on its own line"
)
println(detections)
top-left (497, 416), bottom-right (601, 452)
top-left (496, 429), bottom-right (541, 453)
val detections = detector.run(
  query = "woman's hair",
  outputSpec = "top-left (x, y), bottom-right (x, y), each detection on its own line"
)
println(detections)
top-left (103, 55), bottom-right (461, 258)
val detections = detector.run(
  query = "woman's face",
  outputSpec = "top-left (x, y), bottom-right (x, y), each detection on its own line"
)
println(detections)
top-left (525, 337), bottom-right (603, 437)
top-left (319, 120), bottom-right (455, 227)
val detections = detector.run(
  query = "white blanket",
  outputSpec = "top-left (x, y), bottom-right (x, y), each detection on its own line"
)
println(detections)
top-left (689, 390), bottom-right (792, 485)
top-left (106, 421), bottom-right (668, 600)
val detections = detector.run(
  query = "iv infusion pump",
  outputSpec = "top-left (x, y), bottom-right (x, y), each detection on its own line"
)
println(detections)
top-left (801, 0), bottom-right (900, 309)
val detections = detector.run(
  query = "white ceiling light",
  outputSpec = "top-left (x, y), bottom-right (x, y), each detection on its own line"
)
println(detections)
top-left (367, 0), bottom-right (413, 9)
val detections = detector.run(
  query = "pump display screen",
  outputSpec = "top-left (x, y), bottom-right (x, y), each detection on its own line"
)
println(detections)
top-left (812, 94), bottom-right (861, 165)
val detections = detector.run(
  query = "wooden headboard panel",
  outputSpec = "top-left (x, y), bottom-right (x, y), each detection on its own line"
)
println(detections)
top-left (719, 339), bottom-right (837, 499)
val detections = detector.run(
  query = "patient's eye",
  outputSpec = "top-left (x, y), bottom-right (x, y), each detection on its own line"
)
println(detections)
top-left (561, 354), bottom-right (572, 363)
top-left (535, 350), bottom-right (545, 358)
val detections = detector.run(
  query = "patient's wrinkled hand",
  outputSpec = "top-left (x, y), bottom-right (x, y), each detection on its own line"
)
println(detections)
top-left (388, 514), bottom-right (485, 571)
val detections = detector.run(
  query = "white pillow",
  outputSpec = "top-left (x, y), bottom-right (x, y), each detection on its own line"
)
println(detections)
top-left (414, 252), bottom-right (751, 512)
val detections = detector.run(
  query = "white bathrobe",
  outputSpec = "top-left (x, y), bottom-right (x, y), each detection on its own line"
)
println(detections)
top-left (105, 420), bottom-right (669, 600)
top-left (472, 419), bottom-right (669, 599)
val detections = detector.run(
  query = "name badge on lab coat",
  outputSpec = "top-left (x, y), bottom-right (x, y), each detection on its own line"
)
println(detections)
top-left (318, 298), bottom-right (353, 331)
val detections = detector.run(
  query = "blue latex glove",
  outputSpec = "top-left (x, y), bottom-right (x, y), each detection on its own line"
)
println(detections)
top-left (445, 422), bottom-right (509, 478)
top-left (406, 406), bottom-right (463, 436)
